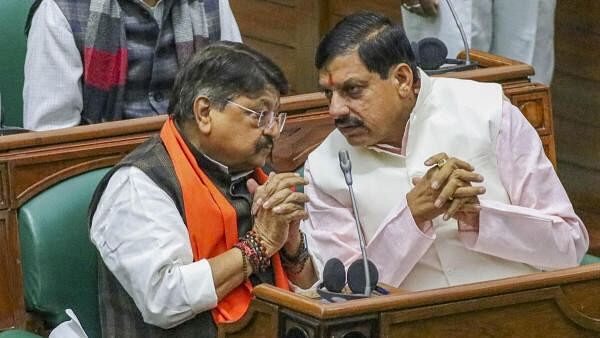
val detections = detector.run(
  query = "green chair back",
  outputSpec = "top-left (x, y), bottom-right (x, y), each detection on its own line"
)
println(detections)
top-left (0, 0), bottom-right (36, 127)
top-left (581, 254), bottom-right (600, 265)
top-left (295, 165), bottom-right (305, 193)
top-left (19, 168), bottom-right (111, 338)
top-left (0, 330), bottom-right (42, 338)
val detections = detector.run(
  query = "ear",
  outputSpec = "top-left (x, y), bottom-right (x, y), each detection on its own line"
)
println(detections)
top-left (192, 96), bottom-right (212, 134)
top-left (390, 63), bottom-right (414, 99)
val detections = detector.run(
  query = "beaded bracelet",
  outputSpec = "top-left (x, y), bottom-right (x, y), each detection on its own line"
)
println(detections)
top-left (282, 252), bottom-right (309, 275)
top-left (245, 230), bottom-right (271, 272)
top-left (236, 230), bottom-right (270, 273)
top-left (281, 231), bottom-right (310, 275)
top-left (233, 241), bottom-right (255, 278)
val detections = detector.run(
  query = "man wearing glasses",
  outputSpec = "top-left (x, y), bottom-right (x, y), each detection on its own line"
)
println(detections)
top-left (89, 41), bottom-right (316, 337)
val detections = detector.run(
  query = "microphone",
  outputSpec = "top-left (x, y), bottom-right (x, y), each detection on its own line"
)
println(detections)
top-left (317, 151), bottom-right (382, 302)
top-left (338, 150), bottom-right (353, 185)
top-left (338, 150), bottom-right (372, 296)
top-left (322, 258), bottom-right (346, 293)
top-left (318, 257), bottom-right (381, 302)
top-left (347, 259), bottom-right (379, 294)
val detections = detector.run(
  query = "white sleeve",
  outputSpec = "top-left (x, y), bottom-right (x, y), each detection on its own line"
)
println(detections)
top-left (23, 0), bottom-right (82, 131)
top-left (90, 166), bottom-right (218, 329)
top-left (218, 0), bottom-right (242, 42)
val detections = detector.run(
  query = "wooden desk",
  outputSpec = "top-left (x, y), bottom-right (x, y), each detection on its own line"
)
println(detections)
top-left (0, 51), bottom-right (568, 331)
top-left (220, 265), bottom-right (600, 337)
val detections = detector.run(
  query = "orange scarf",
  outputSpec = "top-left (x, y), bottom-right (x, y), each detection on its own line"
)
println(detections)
top-left (159, 117), bottom-right (289, 323)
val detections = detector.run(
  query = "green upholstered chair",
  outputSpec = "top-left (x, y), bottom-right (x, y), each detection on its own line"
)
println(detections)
top-left (581, 254), bottom-right (600, 265)
top-left (0, 0), bottom-right (36, 127)
top-left (0, 330), bottom-right (42, 338)
top-left (11, 167), bottom-right (111, 338)
top-left (295, 165), bottom-right (305, 193)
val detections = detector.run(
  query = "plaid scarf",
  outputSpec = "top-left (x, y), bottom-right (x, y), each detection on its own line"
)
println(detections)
top-left (83, 0), bottom-right (215, 123)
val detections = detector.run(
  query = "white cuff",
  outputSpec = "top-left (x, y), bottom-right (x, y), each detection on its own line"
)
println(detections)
top-left (179, 259), bottom-right (219, 314)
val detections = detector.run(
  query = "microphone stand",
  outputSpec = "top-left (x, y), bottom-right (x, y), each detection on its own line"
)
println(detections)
top-left (339, 150), bottom-right (371, 296)
top-left (347, 183), bottom-right (371, 296)
top-left (444, 0), bottom-right (470, 65)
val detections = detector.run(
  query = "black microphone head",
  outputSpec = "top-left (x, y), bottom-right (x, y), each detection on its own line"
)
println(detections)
top-left (338, 150), bottom-right (353, 185)
top-left (338, 150), bottom-right (351, 171)
top-left (414, 37), bottom-right (448, 70)
top-left (322, 258), bottom-right (346, 293)
top-left (347, 259), bottom-right (379, 294)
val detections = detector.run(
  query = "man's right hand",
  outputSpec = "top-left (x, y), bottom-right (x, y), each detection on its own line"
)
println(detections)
top-left (407, 154), bottom-right (485, 226)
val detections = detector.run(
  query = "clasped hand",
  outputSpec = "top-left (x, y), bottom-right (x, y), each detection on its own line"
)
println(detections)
top-left (407, 153), bottom-right (485, 226)
top-left (247, 172), bottom-right (309, 257)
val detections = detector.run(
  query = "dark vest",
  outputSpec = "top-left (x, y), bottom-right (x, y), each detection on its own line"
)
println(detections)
top-left (89, 136), bottom-right (275, 337)
top-left (49, 0), bottom-right (221, 123)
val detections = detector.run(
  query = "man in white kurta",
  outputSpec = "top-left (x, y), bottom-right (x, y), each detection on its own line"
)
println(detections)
top-left (303, 11), bottom-right (587, 291)
top-left (401, 0), bottom-right (556, 85)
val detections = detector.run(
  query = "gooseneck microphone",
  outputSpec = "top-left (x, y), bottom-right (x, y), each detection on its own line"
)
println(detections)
top-left (338, 150), bottom-right (371, 296)
top-left (444, 0), bottom-right (470, 66)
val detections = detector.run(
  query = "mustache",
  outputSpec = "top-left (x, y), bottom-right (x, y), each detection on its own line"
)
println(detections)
top-left (255, 135), bottom-right (274, 152)
top-left (335, 115), bottom-right (364, 129)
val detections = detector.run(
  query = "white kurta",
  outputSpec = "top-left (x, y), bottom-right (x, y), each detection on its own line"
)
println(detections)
top-left (303, 70), bottom-right (587, 290)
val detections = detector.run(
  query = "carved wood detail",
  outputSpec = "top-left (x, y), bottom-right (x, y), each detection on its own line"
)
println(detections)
top-left (0, 164), bottom-right (8, 209)
top-left (0, 212), bottom-right (14, 330)
top-left (217, 300), bottom-right (279, 338)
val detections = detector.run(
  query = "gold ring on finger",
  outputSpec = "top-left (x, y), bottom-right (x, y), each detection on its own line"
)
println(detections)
top-left (448, 195), bottom-right (454, 201)
top-left (436, 158), bottom-right (447, 169)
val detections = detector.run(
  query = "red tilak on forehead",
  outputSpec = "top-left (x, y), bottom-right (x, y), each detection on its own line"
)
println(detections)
top-left (327, 73), bottom-right (334, 87)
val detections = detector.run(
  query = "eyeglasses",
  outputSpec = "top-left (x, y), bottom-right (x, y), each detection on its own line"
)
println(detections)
top-left (226, 100), bottom-right (287, 133)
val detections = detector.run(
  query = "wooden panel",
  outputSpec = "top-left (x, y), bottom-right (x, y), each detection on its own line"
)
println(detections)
top-left (384, 295), bottom-right (598, 337)
top-left (554, 1), bottom-right (600, 82)
top-left (328, 0), bottom-right (402, 25)
top-left (576, 209), bottom-right (600, 256)
top-left (226, 266), bottom-right (600, 337)
top-left (0, 212), bottom-right (15, 329)
top-left (556, 1), bottom-right (600, 36)
top-left (217, 300), bottom-right (279, 338)
top-left (555, 116), bottom-right (600, 172)
top-left (508, 85), bottom-right (552, 136)
top-left (229, 0), bottom-right (406, 94)
top-left (556, 162), bottom-right (600, 217)
top-left (553, 0), bottom-right (600, 258)
top-left (542, 135), bottom-right (557, 168)
top-left (0, 209), bottom-right (25, 331)
top-left (554, 26), bottom-right (600, 82)
top-left (242, 37), bottom-right (297, 94)
top-left (230, 0), bottom-right (321, 94)
top-left (272, 110), bottom-right (333, 172)
top-left (552, 73), bottom-right (600, 127)
top-left (232, 1), bottom-right (300, 48)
